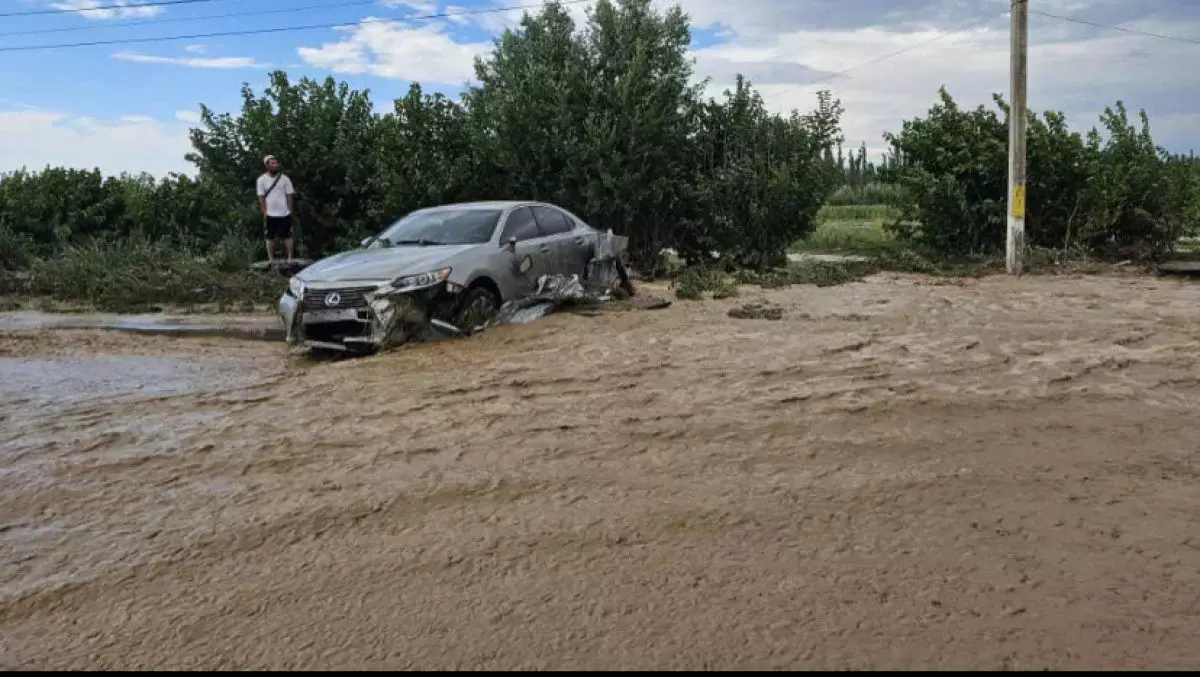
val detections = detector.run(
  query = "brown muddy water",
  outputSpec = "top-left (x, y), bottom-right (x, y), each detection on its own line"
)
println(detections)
top-left (3, 274), bottom-right (1200, 670)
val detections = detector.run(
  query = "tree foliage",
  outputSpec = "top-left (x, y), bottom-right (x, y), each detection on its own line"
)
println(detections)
top-left (883, 87), bottom-right (1199, 258)
top-left (3, 1), bottom-right (1196, 285)
top-left (187, 71), bottom-right (381, 255)
top-left (0, 0), bottom-right (842, 274)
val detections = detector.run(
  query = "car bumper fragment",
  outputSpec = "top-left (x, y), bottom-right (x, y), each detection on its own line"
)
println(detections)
top-left (279, 283), bottom-right (465, 353)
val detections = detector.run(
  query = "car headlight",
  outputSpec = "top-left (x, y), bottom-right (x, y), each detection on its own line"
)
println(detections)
top-left (391, 268), bottom-right (451, 291)
top-left (289, 277), bottom-right (305, 298)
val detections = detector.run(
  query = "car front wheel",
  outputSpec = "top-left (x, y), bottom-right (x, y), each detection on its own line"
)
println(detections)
top-left (454, 287), bottom-right (499, 333)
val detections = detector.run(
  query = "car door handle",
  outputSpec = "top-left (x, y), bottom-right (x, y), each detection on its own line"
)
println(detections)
top-left (573, 237), bottom-right (584, 245)
top-left (538, 245), bottom-right (551, 252)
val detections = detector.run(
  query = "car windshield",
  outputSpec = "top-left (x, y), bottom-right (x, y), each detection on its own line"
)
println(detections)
top-left (369, 207), bottom-right (502, 248)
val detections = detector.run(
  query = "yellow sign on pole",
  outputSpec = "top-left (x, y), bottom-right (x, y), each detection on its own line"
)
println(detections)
top-left (1011, 186), bottom-right (1026, 219)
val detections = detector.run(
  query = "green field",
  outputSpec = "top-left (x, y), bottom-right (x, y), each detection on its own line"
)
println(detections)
top-left (792, 204), bottom-right (903, 255)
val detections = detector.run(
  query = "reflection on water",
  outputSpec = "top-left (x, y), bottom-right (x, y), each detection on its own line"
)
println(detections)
top-left (0, 311), bottom-right (283, 341)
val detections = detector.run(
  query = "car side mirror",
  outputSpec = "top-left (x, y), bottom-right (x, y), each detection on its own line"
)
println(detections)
top-left (504, 236), bottom-right (518, 253)
top-left (360, 237), bottom-right (373, 248)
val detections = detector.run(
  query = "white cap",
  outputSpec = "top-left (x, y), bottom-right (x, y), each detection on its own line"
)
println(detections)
top-left (264, 155), bottom-right (277, 166)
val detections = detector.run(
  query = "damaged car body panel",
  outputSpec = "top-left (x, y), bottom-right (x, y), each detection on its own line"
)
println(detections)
top-left (278, 201), bottom-right (628, 353)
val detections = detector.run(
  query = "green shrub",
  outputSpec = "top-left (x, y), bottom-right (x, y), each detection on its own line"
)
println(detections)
top-left (20, 237), bottom-right (284, 312)
top-left (674, 265), bottom-right (726, 300)
top-left (884, 88), bottom-right (1200, 259)
top-left (0, 225), bottom-right (35, 271)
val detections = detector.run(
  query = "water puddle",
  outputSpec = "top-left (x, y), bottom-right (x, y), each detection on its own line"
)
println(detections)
top-left (0, 311), bottom-right (283, 341)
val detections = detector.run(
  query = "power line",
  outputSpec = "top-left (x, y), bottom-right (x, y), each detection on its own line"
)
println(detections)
top-left (1, 0), bottom-right (666, 39)
top-left (1030, 10), bottom-right (1200, 45)
top-left (0, 0), bottom-right (229, 19)
top-left (0, 0), bottom-right (377, 38)
top-left (774, 9), bottom-right (1010, 96)
top-left (0, 0), bottom-right (588, 53)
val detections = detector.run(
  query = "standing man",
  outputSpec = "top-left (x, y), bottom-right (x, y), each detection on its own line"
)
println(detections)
top-left (256, 155), bottom-right (296, 263)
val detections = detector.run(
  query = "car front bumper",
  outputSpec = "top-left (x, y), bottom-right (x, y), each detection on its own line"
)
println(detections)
top-left (279, 284), bottom-right (445, 352)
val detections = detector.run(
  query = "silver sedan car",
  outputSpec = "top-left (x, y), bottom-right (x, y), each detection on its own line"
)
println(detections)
top-left (279, 200), bottom-right (606, 353)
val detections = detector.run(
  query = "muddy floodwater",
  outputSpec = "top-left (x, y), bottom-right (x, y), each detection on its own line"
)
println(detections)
top-left (3, 273), bottom-right (1200, 670)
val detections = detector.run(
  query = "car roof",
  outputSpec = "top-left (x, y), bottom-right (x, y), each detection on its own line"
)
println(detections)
top-left (427, 200), bottom-right (548, 210)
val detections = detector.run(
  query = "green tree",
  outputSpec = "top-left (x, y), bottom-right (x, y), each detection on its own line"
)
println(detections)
top-left (882, 88), bottom-right (1197, 258)
top-left (574, 0), bottom-right (703, 266)
top-left (692, 78), bottom-right (844, 267)
top-left (369, 84), bottom-right (479, 247)
top-left (187, 71), bottom-right (381, 255)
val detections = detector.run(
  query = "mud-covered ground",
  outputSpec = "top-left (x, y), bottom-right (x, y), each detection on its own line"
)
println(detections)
top-left (3, 273), bottom-right (1200, 670)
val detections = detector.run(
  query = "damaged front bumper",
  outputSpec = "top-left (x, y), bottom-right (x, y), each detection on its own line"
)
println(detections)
top-left (279, 282), bottom-right (459, 353)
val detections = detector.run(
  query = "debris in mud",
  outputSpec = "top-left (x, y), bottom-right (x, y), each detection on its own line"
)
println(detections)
top-left (1158, 260), bottom-right (1200, 277)
top-left (490, 274), bottom-right (589, 327)
top-left (472, 245), bottom-right (644, 332)
top-left (728, 303), bottom-right (783, 321)
top-left (483, 266), bottom-right (654, 329)
top-left (626, 297), bottom-right (672, 311)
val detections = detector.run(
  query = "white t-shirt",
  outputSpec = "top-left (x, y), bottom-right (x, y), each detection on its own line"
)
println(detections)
top-left (256, 172), bottom-right (295, 218)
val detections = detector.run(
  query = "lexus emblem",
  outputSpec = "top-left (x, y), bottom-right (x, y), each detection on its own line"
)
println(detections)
top-left (323, 292), bottom-right (342, 307)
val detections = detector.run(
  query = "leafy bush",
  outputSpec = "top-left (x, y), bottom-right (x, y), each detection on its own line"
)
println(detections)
top-left (1, 0), bottom-right (843, 283)
top-left (14, 237), bottom-right (284, 312)
top-left (734, 260), bottom-right (877, 288)
top-left (4, 0), bottom-right (1195, 306)
top-left (883, 88), bottom-right (1200, 259)
top-left (0, 225), bottom-right (36, 270)
top-left (673, 266), bottom-right (729, 300)
top-left (688, 81), bottom-right (844, 268)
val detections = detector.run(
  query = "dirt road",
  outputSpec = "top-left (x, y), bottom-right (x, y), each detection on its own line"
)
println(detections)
top-left (3, 273), bottom-right (1200, 670)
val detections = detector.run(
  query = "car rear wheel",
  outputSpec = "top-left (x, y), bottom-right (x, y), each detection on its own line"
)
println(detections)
top-left (454, 287), bottom-right (499, 332)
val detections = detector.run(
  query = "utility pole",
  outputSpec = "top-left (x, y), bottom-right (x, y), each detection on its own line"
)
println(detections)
top-left (1007, 0), bottom-right (1029, 275)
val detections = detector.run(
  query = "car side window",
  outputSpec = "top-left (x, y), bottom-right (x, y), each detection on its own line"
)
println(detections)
top-left (500, 207), bottom-right (541, 242)
top-left (532, 206), bottom-right (573, 236)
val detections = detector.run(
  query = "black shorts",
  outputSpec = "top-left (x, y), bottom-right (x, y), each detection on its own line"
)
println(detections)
top-left (263, 215), bottom-right (293, 240)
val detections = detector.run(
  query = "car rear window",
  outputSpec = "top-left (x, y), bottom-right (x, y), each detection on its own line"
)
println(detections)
top-left (532, 206), bottom-right (573, 236)
top-left (501, 207), bottom-right (541, 242)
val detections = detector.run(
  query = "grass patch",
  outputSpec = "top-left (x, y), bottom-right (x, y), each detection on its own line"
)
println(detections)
top-left (0, 236), bottom-right (287, 313)
top-left (825, 183), bottom-right (908, 207)
top-left (818, 204), bottom-right (901, 222)
top-left (793, 204), bottom-right (906, 255)
top-left (734, 259), bottom-right (880, 288)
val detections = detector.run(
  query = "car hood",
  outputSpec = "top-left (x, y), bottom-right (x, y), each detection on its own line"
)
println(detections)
top-left (298, 244), bottom-right (479, 284)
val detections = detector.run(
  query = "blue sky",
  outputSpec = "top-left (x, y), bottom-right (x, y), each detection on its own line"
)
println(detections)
top-left (0, 0), bottom-right (1197, 176)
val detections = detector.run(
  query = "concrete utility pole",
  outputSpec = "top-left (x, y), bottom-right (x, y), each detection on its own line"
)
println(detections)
top-left (1007, 0), bottom-right (1029, 275)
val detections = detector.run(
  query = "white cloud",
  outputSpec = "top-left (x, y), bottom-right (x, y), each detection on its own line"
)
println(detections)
top-left (175, 110), bottom-right (202, 124)
top-left (373, 0), bottom-right (1198, 154)
top-left (48, 0), bottom-right (163, 20)
top-left (0, 110), bottom-right (193, 177)
top-left (691, 11), bottom-right (1200, 156)
top-left (8, 0), bottom-right (1198, 177)
top-left (458, 0), bottom-right (591, 34)
top-left (184, 44), bottom-right (207, 54)
top-left (442, 5), bottom-right (475, 26)
top-left (379, 0), bottom-right (438, 12)
top-left (111, 51), bottom-right (269, 69)
top-left (297, 18), bottom-right (489, 84)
